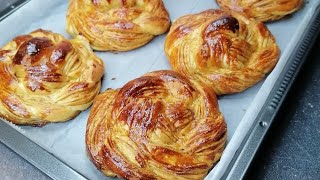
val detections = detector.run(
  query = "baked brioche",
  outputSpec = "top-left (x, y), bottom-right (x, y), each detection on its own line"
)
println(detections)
top-left (216, 0), bottom-right (304, 22)
top-left (66, 0), bottom-right (171, 51)
top-left (0, 29), bottom-right (104, 125)
top-left (86, 70), bottom-right (226, 179)
top-left (165, 9), bottom-right (280, 95)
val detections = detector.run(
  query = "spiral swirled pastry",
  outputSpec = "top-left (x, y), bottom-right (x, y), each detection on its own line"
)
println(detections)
top-left (86, 70), bottom-right (226, 179)
top-left (216, 0), bottom-right (304, 22)
top-left (165, 9), bottom-right (280, 95)
top-left (0, 29), bottom-right (104, 126)
top-left (66, 0), bottom-right (171, 51)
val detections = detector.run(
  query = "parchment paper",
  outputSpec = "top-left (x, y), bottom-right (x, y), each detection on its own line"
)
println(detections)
top-left (0, 0), bottom-right (319, 179)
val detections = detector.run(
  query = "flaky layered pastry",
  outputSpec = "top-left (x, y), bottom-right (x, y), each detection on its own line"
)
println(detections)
top-left (216, 0), bottom-right (304, 22)
top-left (86, 70), bottom-right (226, 179)
top-left (0, 29), bottom-right (104, 125)
top-left (165, 9), bottom-right (280, 95)
top-left (66, 0), bottom-right (171, 51)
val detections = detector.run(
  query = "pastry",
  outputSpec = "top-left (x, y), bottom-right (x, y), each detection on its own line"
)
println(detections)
top-left (0, 29), bottom-right (104, 125)
top-left (216, 0), bottom-right (304, 22)
top-left (66, 0), bottom-right (171, 51)
top-left (164, 9), bottom-right (280, 95)
top-left (86, 70), bottom-right (226, 179)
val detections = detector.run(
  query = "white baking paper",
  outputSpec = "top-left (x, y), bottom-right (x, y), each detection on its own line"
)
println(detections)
top-left (0, 0), bottom-right (319, 179)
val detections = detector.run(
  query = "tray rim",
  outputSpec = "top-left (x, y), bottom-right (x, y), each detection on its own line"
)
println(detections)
top-left (0, 1), bottom-right (319, 180)
top-left (0, 0), bottom-right (30, 22)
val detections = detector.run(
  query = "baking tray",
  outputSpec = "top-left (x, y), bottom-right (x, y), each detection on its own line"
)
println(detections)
top-left (0, 0), bottom-right (320, 179)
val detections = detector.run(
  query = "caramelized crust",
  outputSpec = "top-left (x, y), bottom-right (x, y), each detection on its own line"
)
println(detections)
top-left (216, 0), bottom-right (304, 22)
top-left (165, 9), bottom-right (280, 95)
top-left (86, 70), bottom-right (226, 179)
top-left (0, 29), bottom-right (104, 125)
top-left (66, 0), bottom-right (171, 51)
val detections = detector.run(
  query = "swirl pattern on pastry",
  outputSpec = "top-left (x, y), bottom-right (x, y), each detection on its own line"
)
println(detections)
top-left (165, 9), bottom-right (280, 95)
top-left (0, 29), bottom-right (104, 125)
top-left (66, 0), bottom-right (171, 51)
top-left (216, 0), bottom-right (304, 22)
top-left (86, 70), bottom-right (226, 179)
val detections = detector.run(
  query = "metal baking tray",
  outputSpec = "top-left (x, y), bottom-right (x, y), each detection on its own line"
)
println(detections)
top-left (0, 0), bottom-right (319, 179)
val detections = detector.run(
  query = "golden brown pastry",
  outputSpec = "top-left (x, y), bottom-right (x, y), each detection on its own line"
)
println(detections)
top-left (0, 29), bottom-right (104, 126)
top-left (66, 0), bottom-right (171, 51)
top-left (86, 70), bottom-right (226, 179)
top-left (165, 9), bottom-right (280, 95)
top-left (216, 0), bottom-right (304, 22)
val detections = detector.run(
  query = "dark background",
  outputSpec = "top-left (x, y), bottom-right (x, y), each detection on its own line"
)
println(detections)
top-left (0, 1), bottom-right (319, 179)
